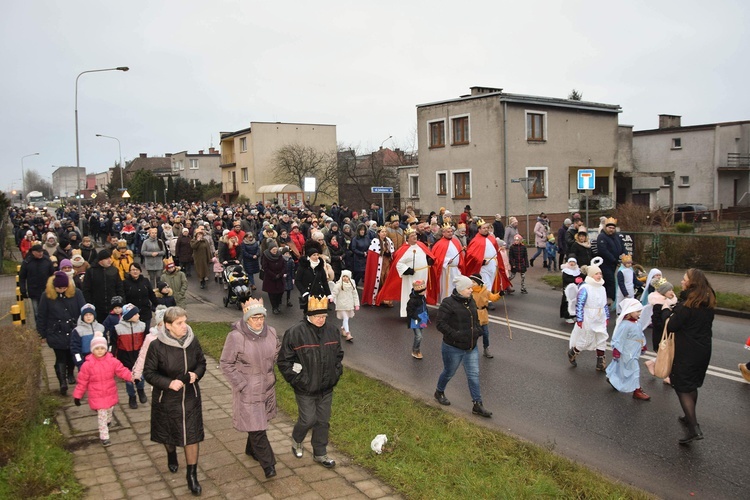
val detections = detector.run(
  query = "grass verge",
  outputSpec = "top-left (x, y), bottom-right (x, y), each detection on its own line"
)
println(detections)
top-left (0, 396), bottom-right (84, 498)
top-left (541, 274), bottom-right (563, 289)
top-left (2, 259), bottom-right (20, 275)
top-left (193, 321), bottom-right (648, 499)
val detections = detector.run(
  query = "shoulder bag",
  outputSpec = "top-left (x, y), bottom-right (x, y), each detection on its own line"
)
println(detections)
top-left (653, 317), bottom-right (674, 379)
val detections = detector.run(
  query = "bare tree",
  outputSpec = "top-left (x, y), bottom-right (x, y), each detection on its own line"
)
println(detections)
top-left (568, 89), bottom-right (583, 101)
top-left (24, 169), bottom-right (53, 198)
top-left (272, 143), bottom-right (338, 206)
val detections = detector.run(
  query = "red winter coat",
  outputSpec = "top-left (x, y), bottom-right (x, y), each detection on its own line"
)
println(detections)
top-left (73, 352), bottom-right (133, 410)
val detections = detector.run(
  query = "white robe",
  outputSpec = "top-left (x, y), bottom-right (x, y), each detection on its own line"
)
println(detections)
top-left (439, 239), bottom-right (462, 301)
top-left (395, 244), bottom-right (429, 317)
top-left (569, 279), bottom-right (609, 351)
top-left (480, 237), bottom-right (498, 291)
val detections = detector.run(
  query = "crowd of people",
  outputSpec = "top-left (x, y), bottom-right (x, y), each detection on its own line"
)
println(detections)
top-left (11, 196), bottom-right (731, 494)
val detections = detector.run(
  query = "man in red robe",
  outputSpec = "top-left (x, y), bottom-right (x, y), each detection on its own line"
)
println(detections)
top-left (430, 224), bottom-right (465, 304)
top-left (377, 230), bottom-right (438, 317)
top-left (465, 219), bottom-right (511, 294)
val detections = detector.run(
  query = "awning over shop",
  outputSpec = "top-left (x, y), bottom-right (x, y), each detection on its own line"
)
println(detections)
top-left (257, 184), bottom-right (302, 194)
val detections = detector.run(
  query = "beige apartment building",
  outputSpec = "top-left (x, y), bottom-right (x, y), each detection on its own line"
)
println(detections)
top-left (219, 122), bottom-right (337, 205)
top-left (415, 86), bottom-right (624, 229)
top-left (170, 148), bottom-right (221, 187)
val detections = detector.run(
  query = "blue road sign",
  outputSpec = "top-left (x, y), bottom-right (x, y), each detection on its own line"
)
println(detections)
top-left (371, 186), bottom-right (394, 194)
top-left (577, 169), bottom-right (595, 190)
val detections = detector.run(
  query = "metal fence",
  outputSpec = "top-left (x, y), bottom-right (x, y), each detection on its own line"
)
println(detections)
top-left (624, 232), bottom-right (750, 274)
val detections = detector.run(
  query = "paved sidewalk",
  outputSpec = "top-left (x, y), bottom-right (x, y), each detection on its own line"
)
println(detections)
top-left (0, 275), bottom-right (400, 500)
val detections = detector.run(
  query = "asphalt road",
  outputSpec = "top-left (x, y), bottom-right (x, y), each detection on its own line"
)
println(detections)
top-left (188, 271), bottom-right (750, 499)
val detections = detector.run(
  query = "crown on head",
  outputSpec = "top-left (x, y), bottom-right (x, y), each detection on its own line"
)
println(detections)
top-left (376, 225), bottom-right (387, 233)
top-left (307, 295), bottom-right (329, 312)
top-left (442, 222), bottom-right (454, 230)
top-left (605, 217), bottom-right (617, 226)
top-left (389, 214), bottom-right (400, 222)
top-left (476, 218), bottom-right (486, 226)
top-left (404, 227), bottom-right (417, 236)
top-left (242, 297), bottom-right (265, 314)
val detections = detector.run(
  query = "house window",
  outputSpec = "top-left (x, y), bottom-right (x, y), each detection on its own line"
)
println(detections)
top-left (436, 171), bottom-right (447, 196)
top-left (241, 168), bottom-right (248, 183)
top-left (451, 115), bottom-right (469, 145)
top-left (408, 174), bottom-right (419, 198)
top-left (526, 168), bottom-right (547, 198)
top-left (172, 161), bottom-right (179, 172)
top-left (526, 111), bottom-right (546, 141)
top-left (177, 160), bottom-right (184, 171)
top-left (452, 170), bottom-right (471, 199)
top-left (190, 159), bottom-right (199, 170)
top-left (240, 137), bottom-right (247, 152)
top-left (672, 138), bottom-right (682, 149)
top-left (662, 176), bottom-right (673, 186)
top-left (680, 176), bottom-right (690, 186)
top-left (429, 120), bottom-right (445, 148)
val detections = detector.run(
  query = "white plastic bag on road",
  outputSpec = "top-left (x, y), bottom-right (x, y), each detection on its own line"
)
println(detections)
top-left (371, 434), bottom-right (387, 454)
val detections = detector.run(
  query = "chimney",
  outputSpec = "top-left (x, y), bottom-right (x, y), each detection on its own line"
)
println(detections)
top-left (658, 114), bottom-right (682, 129)
top-left (165, 153), bottom-right (172, 158)
top-left (209, 147), bottom-right (217, 154)
top-left (470, 86), bottom-right (503, 96)
top-left (198, 150), bottom-right (204, 155)
top-left (139, 153), bottom-right (147, 158)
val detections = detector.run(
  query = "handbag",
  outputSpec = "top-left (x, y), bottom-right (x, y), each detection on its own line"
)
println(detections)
top-left (653, 318), bottom-right (674, 379)
top-left (259, 268), bottom-right (264, 280)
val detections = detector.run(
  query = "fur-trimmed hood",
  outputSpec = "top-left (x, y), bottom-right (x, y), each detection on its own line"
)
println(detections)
top-left (44, 275), bottom-right (78, 300)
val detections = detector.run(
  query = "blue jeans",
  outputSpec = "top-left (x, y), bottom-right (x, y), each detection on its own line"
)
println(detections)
top-left (126, 378), bottom-right (145, 397)
top-left (436, 343), bottom-right (482, 402)
top-left (481, 324), bottom-right (490, 349)
top-left (412, 328), bottom-right (423, 351)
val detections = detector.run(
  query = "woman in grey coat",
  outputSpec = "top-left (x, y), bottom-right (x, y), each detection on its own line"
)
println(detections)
top-left (219, 297), bottom-right (280, 479)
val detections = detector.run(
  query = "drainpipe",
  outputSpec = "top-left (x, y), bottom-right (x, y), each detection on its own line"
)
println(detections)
top-left (503, 100), bottom-right (509, 219)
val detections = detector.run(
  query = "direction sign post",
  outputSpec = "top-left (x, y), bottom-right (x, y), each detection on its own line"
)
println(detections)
top-left (371, 187), bottom-right (394, 221)
top-left (578, 169), bottom-right (596, 227)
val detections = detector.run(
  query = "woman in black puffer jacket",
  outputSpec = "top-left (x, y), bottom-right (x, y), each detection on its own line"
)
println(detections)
top-left (123, 263), bottom-right (156, 328)
top-left (143, 307), bottom-right (207, 495)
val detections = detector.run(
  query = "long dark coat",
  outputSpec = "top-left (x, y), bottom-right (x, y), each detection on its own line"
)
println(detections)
top-left (123, 274), bottom-right (157, 327)
top-left (667, 297), bottom-right (714, 393)
top-left (190, 237), bottom-right (213, 281)
top-left (241, 241), bottom-right (261, 275)
top-left (37, 277), bottom-right (86, 349)
top-left (174, 235), bottom-right (194, 265)
top-left (219, 320), bottom-right (280, 432)
top-left (143, 326), bottom-right (206, 446)
top-left (261, 251), bottom-right (286, 294)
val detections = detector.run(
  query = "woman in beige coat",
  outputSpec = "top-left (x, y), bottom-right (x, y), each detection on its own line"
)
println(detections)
top-left (219, 297), bottom-right (280, 479)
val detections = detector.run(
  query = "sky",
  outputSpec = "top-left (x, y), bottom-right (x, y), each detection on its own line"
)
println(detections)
top-left (2, 0), bottom-right (749, 192)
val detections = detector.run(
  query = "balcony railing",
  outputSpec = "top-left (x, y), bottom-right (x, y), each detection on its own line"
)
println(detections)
top-left (727, 153), bottom-right (750, 168)
top-left (221, 153), bottom-right (235, 165)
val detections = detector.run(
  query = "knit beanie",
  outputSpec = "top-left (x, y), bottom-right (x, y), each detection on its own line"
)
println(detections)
top-left (453, 275), bottom-right (473, 293)
top-left (657, 280), bottom-right (674, 296)
top-left (52, 271), bottom-right (69, 288)
top-left (154, 305), bottom-right (168, 326)
top-left (468, 274), bottom-right (484, 286)
top-left (59, 259), bottom-right (73, 269)
top-left (122, 304), bottom-right (140, 321)
top-left (242, 298), bottom-right (267, 322)
top-left (90, 332), bottom-right (108, 350)
top-left (97, 248), bottom-right (112, 261)
top-left (304, 239), bottom-right (322, 256)
top-left (110, 295), bottom-right (125, 308)
top-left (80, 303), bottom-right (96, 318)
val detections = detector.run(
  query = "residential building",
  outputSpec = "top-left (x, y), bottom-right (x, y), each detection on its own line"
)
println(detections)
top-left (170, 148), bottom-right (221, 187)
top-left (123, 153), bottom-right (172, 180)
top-left (414, 86), bottom-right (625, 231)
top-left (52, 166), bottom-right (86, 198)
top-left (632, 115), bottom-right (750, 210)
top-left (337, 147), bottom-right (417, 211)
top-left (219, 121), bottom-right (337, 206)
top-left (94, 170), bottom-right (112, 194)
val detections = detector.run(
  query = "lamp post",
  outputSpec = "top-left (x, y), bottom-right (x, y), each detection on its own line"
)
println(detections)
top-left (380, 135), bottom-right (392, 150)
top-left (21, 152), bottom-right (39, 198)
top-left (95, 134), bottom-right (124, 193)
top-left (75, 66), bottom-right (129, 213)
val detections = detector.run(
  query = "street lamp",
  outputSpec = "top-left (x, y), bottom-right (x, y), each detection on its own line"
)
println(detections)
top-left (75, 66), bottom-right (129, 214)
top-left (380, 135), bottom-right (393, 150)
top-left (21, 152), bottom-right (39, 197)
top-left (95, 134), bottom-right (124, 194)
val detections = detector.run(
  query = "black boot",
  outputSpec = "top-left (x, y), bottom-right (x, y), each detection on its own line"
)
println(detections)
top-left (55, 363), bottom-right (68, 396)
top-left (472, 401), bottom-right (493, 418)
top-left (129, 395), bottom-right (138, 409)
top-left (167, 449), bottom-right (179, 473)
top-left (186, 464), bottom-right (201, 496)
top-left (529, 258), bottom-right (535, 267)
top-left (679, 424), bottom-right (704, 445)
top-left (137, 387), bottom-right (148, 404)
top-left (66, 365), bottom-right (76, 385)
top-left (596, 355), bottom-right (606, 372)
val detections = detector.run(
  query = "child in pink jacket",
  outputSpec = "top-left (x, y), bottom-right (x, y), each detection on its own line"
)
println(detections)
top-left (73, 332), bottom-right (133, 447)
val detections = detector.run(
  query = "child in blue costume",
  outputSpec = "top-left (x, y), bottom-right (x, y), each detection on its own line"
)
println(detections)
top-left (606, 298), bottom-right (650, 400)
top-left (405, 280), bottom-right (429, 359)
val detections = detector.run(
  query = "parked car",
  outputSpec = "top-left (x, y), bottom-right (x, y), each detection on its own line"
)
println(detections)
top-left (674, 203), bottom-right (711, 222)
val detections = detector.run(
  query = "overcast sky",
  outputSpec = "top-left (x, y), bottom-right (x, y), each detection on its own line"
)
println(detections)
top-left (3, 0), bottom-right (748, 191)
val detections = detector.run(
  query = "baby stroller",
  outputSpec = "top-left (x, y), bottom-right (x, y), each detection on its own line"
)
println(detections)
top-left (223, 262), bottom-right (250, 310)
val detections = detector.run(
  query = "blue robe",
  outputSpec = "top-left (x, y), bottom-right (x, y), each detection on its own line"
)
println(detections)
top-left (605, 319), bottom-right (646, 392)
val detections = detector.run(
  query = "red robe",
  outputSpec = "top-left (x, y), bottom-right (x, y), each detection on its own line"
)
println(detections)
top-left (376, 242), bottom-right (438, 305)
top-left (465, 234), bottom-right (511, 293)
top-left (429, 236), bottom-right (465, 304)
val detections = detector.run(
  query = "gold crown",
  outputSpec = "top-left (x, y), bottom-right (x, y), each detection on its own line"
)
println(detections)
top-left (242, 297), bottom-right (265, 314)
top-left (307, 295), bottom-right (329, 312)
top-left (404, 227), bottom-right (417, 236)
top-left (442, 222), bottom-right (454, 230)
top-left (389, 214), bottom-right (400, 222)
top-left (476, 218), bottom-right (486, 226)
top-left (605, 217), bottom-right (617, 226)
top-left (376, 225), bottom-right (387, 233)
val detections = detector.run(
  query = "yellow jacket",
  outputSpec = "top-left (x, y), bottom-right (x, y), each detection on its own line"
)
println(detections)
top-left (471, 285), bottom-right (501, 326)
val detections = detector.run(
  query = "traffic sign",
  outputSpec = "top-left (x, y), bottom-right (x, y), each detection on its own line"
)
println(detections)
top-left (578, 169), bottom-right (595, 190)
top-left (371, 186), bottom-right (393, 194)
top-left (90, 193), bottom-right (97, 199)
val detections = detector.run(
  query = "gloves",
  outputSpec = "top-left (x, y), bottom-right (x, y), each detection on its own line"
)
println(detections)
top-left (612, 348), bottom-right (621, 359)
top-left (133, 378), bottom-right (141, 385)
top-left (576, 321), bottom-right (583, 329)
top-left (74, 398), bottom-right (81, 406)
top-left (402, 267), bottom-right (415, 276)
top-left (426, 256), bottom-right (434, 266)
top-left (641, 345), bottom-right (647, 353)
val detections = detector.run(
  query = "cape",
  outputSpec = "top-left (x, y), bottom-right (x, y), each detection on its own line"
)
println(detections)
top-left (430, 236), bottom-right (465, 304)
top-left (465, 233), bottom-right (511, 292)
top-left (376, 241), bottom-right (438, 305)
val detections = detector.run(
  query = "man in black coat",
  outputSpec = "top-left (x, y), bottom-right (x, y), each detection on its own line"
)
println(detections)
top-left (277, 295), bottom-right (343, 469)
top-left (595, 218), bottom-right (626, 306)
top-left (19, 243), bottom-right (55, 325)
top-left (434, 275), bottom-right (492, 418)
top-left (82, 249), bottom-right (124, 323)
